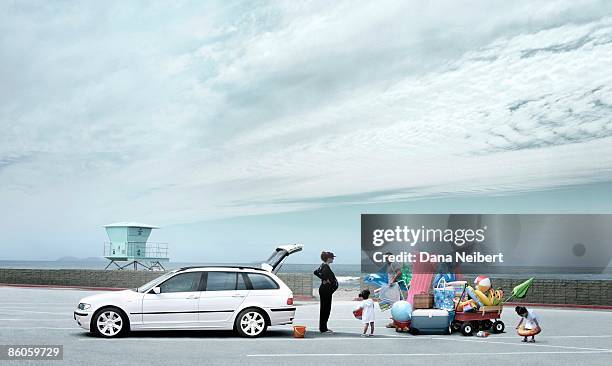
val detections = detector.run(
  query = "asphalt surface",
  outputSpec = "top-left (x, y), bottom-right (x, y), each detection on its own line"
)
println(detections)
top-left (1, 287), bottom-right (611, 366)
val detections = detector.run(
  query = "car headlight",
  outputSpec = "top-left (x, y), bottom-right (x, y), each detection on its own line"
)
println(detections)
top-left (78, 303), bottom-right (91, 310)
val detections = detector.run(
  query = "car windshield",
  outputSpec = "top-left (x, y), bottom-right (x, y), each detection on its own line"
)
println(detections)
top-left (137, 270), bottom-right (179, 293)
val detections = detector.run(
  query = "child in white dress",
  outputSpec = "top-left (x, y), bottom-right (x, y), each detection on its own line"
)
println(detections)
top-left (360, 289), bottom-right (375, 337)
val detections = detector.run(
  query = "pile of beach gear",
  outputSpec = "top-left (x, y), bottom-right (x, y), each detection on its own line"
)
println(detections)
top-left (362, 260), bottom-right (534, 335)
top-left (396, 274), bottom-right (507, 334)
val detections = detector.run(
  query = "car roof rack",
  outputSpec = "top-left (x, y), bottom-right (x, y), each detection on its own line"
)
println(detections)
top-left (176, 265), bottom-right (266, 272)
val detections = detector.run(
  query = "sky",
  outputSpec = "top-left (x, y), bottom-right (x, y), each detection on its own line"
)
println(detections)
top-left (1, 1), bottom-right (612, 263)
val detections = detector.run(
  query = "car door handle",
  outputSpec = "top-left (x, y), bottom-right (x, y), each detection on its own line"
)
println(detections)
top-left (186, 295), bottom-right (198, 299)
top-left (232, 295), bottom-right (245, 298)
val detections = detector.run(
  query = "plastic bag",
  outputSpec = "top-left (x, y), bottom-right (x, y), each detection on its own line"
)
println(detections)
top-left (378, 283), bottom-right (401, 312)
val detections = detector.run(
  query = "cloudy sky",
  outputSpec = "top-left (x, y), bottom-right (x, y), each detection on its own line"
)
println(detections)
top-left (2, 0), bottom-right (612, 263)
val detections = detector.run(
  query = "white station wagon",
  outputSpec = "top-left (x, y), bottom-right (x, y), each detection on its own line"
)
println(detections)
top-left (74, 244), bottom-right (302, 338)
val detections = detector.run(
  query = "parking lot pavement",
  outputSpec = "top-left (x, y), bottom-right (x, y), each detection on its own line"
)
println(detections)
top-left (1, 287), bottom-right (611, 366)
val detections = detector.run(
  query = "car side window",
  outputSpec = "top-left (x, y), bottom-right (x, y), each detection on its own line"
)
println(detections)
top-left (206, 272), bottom-right (237, 291)
top-left (237, 273), bottom-right (248, 290)
top-left (159, 272), bottom-right (202, 293)
top-left (247, 273), bottom-right (279, 290)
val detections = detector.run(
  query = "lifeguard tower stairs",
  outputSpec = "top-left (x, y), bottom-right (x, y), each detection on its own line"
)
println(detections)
top-left (103, 222), bottom-right (169, 270)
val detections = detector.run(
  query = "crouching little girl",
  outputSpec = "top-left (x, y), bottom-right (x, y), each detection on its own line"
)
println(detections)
top-left (515, 306), bottom-right (541, 342)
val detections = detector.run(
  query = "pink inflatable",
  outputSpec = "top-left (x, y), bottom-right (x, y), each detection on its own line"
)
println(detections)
top-left (406, 253), bottom-right (435, 305)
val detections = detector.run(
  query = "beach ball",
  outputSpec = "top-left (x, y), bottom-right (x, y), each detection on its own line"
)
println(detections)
top-left (352, 303), bottom-right (363, 320)
top-left (474, 276), bottom-right (491, 292)
top-left (391, 300), bottom-right (412, 322)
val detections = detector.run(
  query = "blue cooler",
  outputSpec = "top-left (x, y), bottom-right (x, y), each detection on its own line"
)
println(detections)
top-left (410, 309), bottom-right (454, 334)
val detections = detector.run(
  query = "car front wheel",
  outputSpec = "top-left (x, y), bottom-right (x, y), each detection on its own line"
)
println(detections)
top-left (92, 307), bottom-right (127, 338)
top-left (235, 309), bottom-right (267, 338)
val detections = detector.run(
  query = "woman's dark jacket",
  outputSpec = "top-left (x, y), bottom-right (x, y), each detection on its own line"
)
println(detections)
top-left (314, 263), bottom-right (338, 291)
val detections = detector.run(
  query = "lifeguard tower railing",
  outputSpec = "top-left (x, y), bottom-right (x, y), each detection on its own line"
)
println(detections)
top-left (104, 242), bottom-right (168, 259)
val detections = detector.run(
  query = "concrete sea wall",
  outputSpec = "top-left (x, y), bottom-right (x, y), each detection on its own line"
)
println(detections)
top-left (492, 277), bottom-right (611, 307)
top-left (0, 268), bottom-right (313, 298)
top-left (359, 277), bottom-right (611, 306)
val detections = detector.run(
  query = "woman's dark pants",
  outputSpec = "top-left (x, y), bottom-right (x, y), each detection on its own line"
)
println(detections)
top-left (319, 285), bottom-right (334, 332)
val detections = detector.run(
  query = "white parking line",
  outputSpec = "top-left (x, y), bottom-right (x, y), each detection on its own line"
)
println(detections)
top-left (0, 302), bottom-right (76, 305)
top-left (77, 335), bottom-right (433, 342)
top-left (296, 318), bottom-right (359, 321)
top-left (246, 350), bottom-right (612, 357)
top-left (0, 309), bottom-right (68, 315)
top-left (284, 326), bottom-right (398, 331)
top-left (484, 335), bottom-right (612, 339)
top-left (431, 336), bottom-right (611, 352)
top-left (0, 306), bottom-right (73, 308)
top-left (295, 331), bottom-right (612, 340)
top-left (0, 327), bottom-right (76, 330)
top-left (0, 319), bottom-right (72, 321)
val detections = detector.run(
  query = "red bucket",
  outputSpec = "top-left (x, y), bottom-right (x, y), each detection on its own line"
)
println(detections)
top-left (293, 325), bottom-right (306, 338)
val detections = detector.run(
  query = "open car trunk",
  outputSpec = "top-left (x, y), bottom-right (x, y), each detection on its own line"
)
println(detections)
top-left (262, 244), bottom-right (303, 273)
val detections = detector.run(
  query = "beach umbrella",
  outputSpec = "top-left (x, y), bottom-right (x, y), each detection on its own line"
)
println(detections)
top-left (505, 277), bottom-right (534, 302)
top-left (398, 264), bottom-right (412, 287)
top-left (512, 277), bottom-right (534, 298)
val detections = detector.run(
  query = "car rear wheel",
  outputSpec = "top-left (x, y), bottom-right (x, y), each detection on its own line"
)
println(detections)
top-left (92, 307), bottom-right (127, 338)
top-left (235, 309), bottom-right (267, 338)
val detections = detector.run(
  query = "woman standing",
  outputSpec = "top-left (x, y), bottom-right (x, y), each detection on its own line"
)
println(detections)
top-left (314, 251), bottom-right (338, 333)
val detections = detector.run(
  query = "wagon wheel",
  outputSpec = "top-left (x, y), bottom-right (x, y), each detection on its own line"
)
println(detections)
top-left (492, 320), bottom-right (505, 334)
top-left (451, 321), bottom-right (462, 332)
top-left (481, 320), bottom-right (493, 330)
top-left (461, 322), bottom-right (475, 336)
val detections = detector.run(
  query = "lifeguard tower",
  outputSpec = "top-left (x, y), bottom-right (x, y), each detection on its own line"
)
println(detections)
top-left (103, 222), bottom-right (169, 270)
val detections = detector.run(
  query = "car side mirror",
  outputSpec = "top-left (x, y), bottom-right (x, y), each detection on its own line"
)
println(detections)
top-left (151, 286), bottom-right (161, 294)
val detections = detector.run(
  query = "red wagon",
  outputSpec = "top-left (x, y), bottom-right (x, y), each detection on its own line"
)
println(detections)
top-left (452, 305), bottom-right (505, 336)
top-left (450, 284), bottom-right (505, 336)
